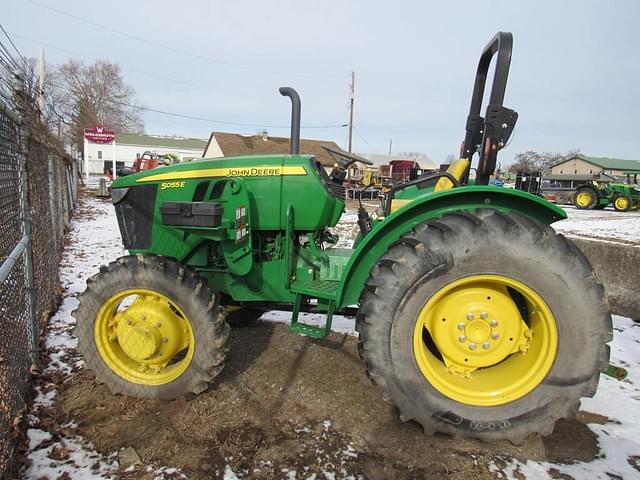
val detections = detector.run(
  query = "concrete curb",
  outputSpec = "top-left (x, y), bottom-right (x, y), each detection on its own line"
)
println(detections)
top-left (569, 236), bottom-right (639, 321)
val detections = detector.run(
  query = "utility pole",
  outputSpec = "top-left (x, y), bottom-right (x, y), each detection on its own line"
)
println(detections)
top-left (388, 138), bottom-right (392, 155)
top-left (38, 48), bottom-right (45, 115)
top-left (346, 71), bottom-right (355, 184)
top-left (348, 71), bottom-right (354, 153)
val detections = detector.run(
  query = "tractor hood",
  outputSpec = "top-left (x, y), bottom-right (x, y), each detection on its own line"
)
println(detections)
top-left (111, 154), bottom-right (312, 189)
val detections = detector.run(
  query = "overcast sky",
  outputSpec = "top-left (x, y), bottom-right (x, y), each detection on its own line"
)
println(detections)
top-left (5, 0), bottom-right (640, 165)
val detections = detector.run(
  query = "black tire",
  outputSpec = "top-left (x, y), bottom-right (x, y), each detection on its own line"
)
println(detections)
top-left (226, 308), bottom-right (266, 327)
top-left (74, 254), bottom-right (229, 399)
top-left (553, 191), bottom-right (570, 205)
top-left (356, 209), bottom-right (611, 443)
top-left (612, 195), bottom-right (632, 212)
top-left (572, 187), bottom-right (598, 209)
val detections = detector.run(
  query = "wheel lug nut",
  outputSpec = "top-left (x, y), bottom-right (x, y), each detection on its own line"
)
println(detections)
top-left (163, 337), bottom-right (168, 343)
top-left (492, 333), bottom-right (500, 340)
top-left (466, 313), bottom-right (474, 320)
top-left (457, 323), bottom-right (465, 330)
top-left (482, 342), bottom-right (490, 350)
top-left (458, 335), bottom-right (467, 343)
top-left (141, 315), bottom-right (146, 321)
top-left (156, 322), bottom-right (162, 328)
top-left (469, 343), bottom-right (477, 351)
top-left (490, 320), bottom-right (498, 327)
top-left (480, 312), bottom-right (488, 320)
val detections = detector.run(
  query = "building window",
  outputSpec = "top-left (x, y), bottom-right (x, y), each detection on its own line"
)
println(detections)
top-left (573, 169), bottom-right (578, 174)
top-left (559, 169), bottom-right (563, 174)
top-left (588, 169), bottom-right (593, 174)
top-left (97, 150), bottom-right (103, 160)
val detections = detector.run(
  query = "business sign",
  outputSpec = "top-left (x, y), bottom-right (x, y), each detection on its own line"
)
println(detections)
top-left (84, 125), bottom-right (116, 144)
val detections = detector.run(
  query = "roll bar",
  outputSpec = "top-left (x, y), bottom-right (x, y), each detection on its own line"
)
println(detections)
top-left (279, 87), bottom-right (301, 155)
top-left (461, 32), bottom-right (518, 185)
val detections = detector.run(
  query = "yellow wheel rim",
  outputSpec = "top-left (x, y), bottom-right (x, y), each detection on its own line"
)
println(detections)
top-left (413, 275), bottom-right (558, 406)
top-left (95, 289), bottom-right (195, 385)
top-left (575, 191), bottom-right (593, 207)
top-left (614, 197), bottom-right (629, 210)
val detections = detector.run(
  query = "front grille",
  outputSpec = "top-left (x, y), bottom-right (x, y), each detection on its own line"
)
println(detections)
top-left (328, 183), bottom-right (346, 201)
top-left (114, 185), bottom-right (157, 249)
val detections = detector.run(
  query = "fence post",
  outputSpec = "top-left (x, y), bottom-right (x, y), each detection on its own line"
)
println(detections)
top-left (13, 73), bottom-right (39, 365)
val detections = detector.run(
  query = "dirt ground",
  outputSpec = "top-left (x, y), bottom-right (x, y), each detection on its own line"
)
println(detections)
top-left (37, 320), bottom-right (609, 480)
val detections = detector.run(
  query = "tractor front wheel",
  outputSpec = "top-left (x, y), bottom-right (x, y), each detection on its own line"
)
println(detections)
top-left (613, 195), bottom-right (632, 212)
top-left (357, 210), bottom-right (611, 442)
top-left (74, 255), bottom-right (229, 399)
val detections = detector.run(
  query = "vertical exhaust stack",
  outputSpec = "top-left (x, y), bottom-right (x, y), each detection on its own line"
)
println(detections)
top-left (279, 87), bottom-right (301, 154)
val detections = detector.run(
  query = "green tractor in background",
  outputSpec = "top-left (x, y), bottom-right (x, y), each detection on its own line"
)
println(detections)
top-left (573, 179), bottom-right (640, 211)
top-left (74, 33), bottom-right (611, 443)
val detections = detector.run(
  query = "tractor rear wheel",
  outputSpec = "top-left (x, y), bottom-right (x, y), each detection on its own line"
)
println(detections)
top-left (357, 209), bottom-right (611, 442)
top-left (613, 195), bottom-right (632, 212)
top-left (573, 187), bottom-right (598, 209)
top-left (74, 255), bottom-right (229, 399)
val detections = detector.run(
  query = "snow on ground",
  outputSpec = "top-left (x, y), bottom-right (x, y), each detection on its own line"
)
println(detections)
top-left (554, 205), bottom-right (640, 244)
top-left (25, 192), bottom-right (640, 479)
top-left (23, 196), bottom-right (187, 479)
top-left (491, 316), bottom-right (640, 480)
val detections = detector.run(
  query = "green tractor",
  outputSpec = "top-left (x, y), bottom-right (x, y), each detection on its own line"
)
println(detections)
top-left (75, 32), bottom-right (611, 442)
top-left (573, 180), bottom-right (640, 211)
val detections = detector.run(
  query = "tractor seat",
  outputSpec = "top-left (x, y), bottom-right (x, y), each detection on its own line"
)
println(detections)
top-left (388, 158), bottom-right (472, 214)
top-left (434, 158), bottom-right (470, 192)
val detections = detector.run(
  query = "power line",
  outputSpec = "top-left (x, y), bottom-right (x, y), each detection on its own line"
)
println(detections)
top-left (117, 100), bottom-right (349, 130)
top-left (0, 23), bottom-right (37, 85)
top-left (0, 53), bottom-right (18, 74)
top-left (9, 31), bottom-right (243, 96)
top-left (0, 39), bottom-right (21, 72)
top-left (25, 0), bottom-right (347, 80)
top-left (353, 125), bottom-right (378, 152)
top-left (47, 79), bottom-right (348, 130)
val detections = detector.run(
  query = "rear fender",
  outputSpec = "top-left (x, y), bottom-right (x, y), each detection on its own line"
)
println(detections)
top-left (335, 186), bottom-right (566, 308)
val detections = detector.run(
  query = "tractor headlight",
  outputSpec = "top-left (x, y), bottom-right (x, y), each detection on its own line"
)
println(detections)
top-left (111, 187), bottom-right (130, 205)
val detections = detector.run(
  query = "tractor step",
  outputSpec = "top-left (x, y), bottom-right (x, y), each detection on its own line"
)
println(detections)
top-left (290, 322), bottom-right (331, 339)
top-left (291, 278), bottom-right (338, 300)
top-left (289, 292), bottom-right (335, 339)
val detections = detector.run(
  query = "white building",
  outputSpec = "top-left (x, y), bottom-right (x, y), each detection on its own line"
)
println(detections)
top-left (85, 133), bottom-right (208, 174)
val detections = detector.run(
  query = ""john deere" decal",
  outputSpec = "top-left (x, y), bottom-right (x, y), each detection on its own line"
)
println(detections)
top-left (137, 165), bottom-right (307, 183)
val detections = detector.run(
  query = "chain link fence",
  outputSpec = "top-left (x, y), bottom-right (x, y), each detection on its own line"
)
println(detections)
top-left (0, 74), bottom-right (78, 478)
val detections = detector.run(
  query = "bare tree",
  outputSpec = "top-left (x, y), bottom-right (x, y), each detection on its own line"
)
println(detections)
top-left (397, 151), bottom-right (430, 159)
top-left (507, 149), bottom-right (581, 175)
top-left (49, 60), bottom-right (144, 153)
top-left (445, 153), bottom-right (458, 164)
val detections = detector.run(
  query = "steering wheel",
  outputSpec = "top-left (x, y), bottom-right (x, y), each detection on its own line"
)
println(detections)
top-left (321, 144), bottom-right (374, 169)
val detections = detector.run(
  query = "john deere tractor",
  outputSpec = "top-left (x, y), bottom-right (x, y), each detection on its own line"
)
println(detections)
top-left (75, 33), bottom-right (611, 442)
top-left (573, 180), bottom-right (640, 211)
